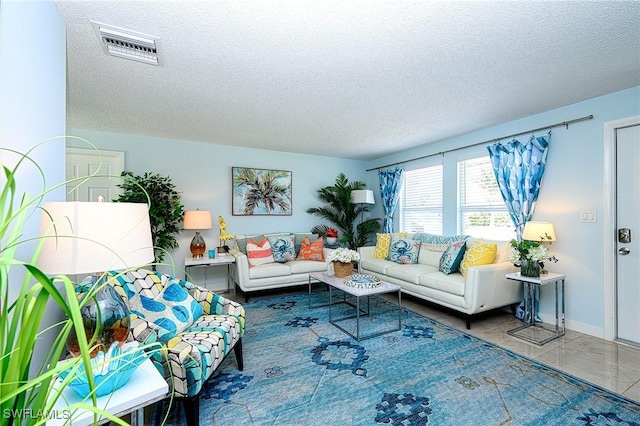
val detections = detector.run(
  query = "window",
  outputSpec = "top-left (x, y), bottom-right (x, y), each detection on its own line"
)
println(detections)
top-left (399, 165), bottom-right (443, 234)
top-left (458, 156), bottom-right (515, 240)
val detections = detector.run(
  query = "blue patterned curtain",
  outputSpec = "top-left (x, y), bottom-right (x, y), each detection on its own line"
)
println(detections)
top-left (378, 167), bottom-right (404, 233)
top-left (487, 132), bottom-right (550, 239)
top-left (488, 132), bottom-right (550, 323)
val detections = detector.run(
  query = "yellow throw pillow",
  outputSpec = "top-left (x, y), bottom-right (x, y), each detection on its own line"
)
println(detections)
top-left (373, 232), bottom-right (408, 259)
top-left (459, 240), bottom-right (497, 277)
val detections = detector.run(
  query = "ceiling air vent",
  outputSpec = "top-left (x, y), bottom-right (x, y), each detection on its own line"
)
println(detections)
top-left (91, 21), bottom-right (160, 66)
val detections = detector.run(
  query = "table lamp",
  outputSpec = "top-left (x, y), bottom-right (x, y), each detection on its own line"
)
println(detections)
top-left (37, 200), bottom-right (154, 358)
top-left (183, 209), bottom-right (213, 258)
top-left (522, 221), bottom-right (556, 274)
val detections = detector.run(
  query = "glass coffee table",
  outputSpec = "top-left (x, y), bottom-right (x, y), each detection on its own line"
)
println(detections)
top-left (308, 272), bottom-right (402, 341)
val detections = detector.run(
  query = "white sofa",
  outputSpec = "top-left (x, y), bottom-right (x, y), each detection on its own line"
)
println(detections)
top-left (229, 233), bottom-right (332, 298)
top-left (358, 237), bottom-right (520, 328)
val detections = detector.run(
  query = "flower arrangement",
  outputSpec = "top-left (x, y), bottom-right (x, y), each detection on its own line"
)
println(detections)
top-left (326, 247), bottom-right (360, 264)
top-left (508, 239), bottom-right (550, 266)
top-left (218, 215), bottom-right (234, 247)
top-left (325, 227), bottom-right (338, 238)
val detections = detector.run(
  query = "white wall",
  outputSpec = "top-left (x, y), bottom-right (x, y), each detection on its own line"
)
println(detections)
top-left (1, 0), bottom-right (67, 368)
top-left (365, 86), bottom-right (640, 337)
top-left (67, 130), bottom-right (373, 285)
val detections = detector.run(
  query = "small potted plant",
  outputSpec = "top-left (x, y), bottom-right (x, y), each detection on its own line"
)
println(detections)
top-left (509, 239), bottom-right (557, 277)
top-left (325, 227), bottom-right (339, 245)
top-left (218, 215), bottom-right (234, 253)
top-left (326, 247), bottom-right (360, 278)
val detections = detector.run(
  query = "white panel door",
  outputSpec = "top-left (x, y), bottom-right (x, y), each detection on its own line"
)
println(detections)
top-left (616, 124), bottom-right (640, 344)
top-left (66, 148), bottom-right (124, 202)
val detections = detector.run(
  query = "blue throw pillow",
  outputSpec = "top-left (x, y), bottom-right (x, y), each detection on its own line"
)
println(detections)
top-left (439, 240), bottom-right (467, 274)
top-left (387, 236), bottom-right (421, 264)
top-left (268, 234), bottom-right (297, 263)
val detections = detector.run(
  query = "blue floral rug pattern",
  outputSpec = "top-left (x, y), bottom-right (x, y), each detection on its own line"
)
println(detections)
top-left (152, 292), bottom-right (640, 425)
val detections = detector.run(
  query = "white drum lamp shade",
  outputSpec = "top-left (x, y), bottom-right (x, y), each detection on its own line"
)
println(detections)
top-left (350, 190), bottom-right (375, 205)
top-left (522, 221), bottom-right (556, 242)
top-left (37, 201), bottom-right (155, 275)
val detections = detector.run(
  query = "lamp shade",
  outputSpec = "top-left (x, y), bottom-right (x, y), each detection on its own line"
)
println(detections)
top-left (36, 202), bottom-right (155, 275)
top-left (183, 210), bottom-right (213, 230)
top-left (522, 221), bottom-right (556, 242)
top-left (350, 190), bottom-right (375, 205)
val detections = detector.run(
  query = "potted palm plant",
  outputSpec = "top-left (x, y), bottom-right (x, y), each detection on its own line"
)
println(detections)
top-left (306, 173), bottom-right (381, 250)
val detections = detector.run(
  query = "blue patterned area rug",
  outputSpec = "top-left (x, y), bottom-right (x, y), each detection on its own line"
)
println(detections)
top-left (151, 291), bottom-right (640, 425)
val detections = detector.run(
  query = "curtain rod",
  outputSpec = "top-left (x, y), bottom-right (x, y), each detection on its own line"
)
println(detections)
top-left (366, 114), bottom-right (594, 172)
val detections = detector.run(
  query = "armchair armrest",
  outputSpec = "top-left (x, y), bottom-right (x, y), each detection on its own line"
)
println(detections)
top-left (128, 314), bottom-right (159, 345)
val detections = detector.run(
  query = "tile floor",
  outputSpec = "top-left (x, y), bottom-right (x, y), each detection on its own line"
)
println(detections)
top-left (396, 293), bottom-right (640, 404)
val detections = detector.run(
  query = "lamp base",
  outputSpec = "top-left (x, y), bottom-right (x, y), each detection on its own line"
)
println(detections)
top-left (190, 231), bottom-right (206, 258)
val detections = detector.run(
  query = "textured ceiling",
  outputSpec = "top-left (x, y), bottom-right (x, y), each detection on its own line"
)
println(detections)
top-left (55, 0), bottom-right (640, 161)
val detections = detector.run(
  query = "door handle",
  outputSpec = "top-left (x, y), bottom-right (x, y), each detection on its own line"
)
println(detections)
top-left (618, 247), bottom-right (631, 255)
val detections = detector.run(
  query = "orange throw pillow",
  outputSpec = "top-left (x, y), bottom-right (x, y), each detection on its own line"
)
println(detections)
top-left (297, 236), bottom-right (324, 261)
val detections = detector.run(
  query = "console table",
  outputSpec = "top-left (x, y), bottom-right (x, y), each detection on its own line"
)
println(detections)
top-left (184, 253), bottom-right (236, 298)
top-left (506, 272), bottom-right (566, 345)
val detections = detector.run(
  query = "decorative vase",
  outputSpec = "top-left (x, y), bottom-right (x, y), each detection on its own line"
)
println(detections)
top-left (68, 275), bottom-right (131, 358)
top-left (333, 261), bottom-right (353, 278)
top-left (326, 237), bottom-right (337, 245)
top-left (520, 258), bottom-right (541, 278)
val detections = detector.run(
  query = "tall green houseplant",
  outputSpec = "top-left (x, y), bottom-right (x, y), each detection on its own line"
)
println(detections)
top-left (306, 173), bottom-right (381, 250)
top-left (114, 171), bottom-right (184, 266)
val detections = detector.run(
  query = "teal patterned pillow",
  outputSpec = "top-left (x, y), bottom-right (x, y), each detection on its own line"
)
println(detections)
top-left (387, 236), bottom-right (421, 264)
top-left (412, 233), bottom-right (469, 244)
top-left (439, 240), bottom-right (467, 274)
top-left (268, 234), bottom-right (297, 263)
top-left (127, 281), bottom-right (203, 341)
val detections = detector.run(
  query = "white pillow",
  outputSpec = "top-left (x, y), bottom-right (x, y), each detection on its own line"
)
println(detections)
top-left (246, 236), bottom-right (275, 267)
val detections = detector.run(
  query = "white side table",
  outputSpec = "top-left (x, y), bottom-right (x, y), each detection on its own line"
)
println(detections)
top-left (185, 253), bottom-right (236, 298)
top-left (506, 272), bottom-right (566, 345)
top-left (48, 353), bottom-right (168, 426)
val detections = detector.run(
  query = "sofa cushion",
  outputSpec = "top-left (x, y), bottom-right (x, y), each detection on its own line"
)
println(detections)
top-left (411, 233), bottom-right (468, 244)
top-left (248, 262), bottom-right (292, 279)
top-left (268, 234), bottom-right (297, 263)
top-left (439, 240), bottom-right (467, 274)
top-left (417, 243), bottom-right (447, 267)
top-left (360, 257), bottom-right (398, 275)
top-left (289, 259), bottom-right (329, 274)
top-left (459, 239), bottom-right (497, 277)
top-left (387, 236), bottom-right (421, 264)
top-left (419, 271), bottom-right (466, 296)
top-left (373, 232), bottom-right (408, 258)
top-left (247, 237), bottom-right (276, 267)
top-left (297, 236), bottom-right (324, 261)
top-left (386, 264), bottom-right (437, 284)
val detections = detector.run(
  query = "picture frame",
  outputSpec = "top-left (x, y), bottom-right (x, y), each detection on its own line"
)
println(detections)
top-left (232, 167), bottom-right (292, 216)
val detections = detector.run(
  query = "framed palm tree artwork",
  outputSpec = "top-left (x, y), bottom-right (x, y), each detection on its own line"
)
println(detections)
top-left (232, 167), bottom-right (293, 215)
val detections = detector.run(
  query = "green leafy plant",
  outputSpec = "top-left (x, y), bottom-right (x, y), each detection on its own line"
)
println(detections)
top-left (306, 173), bottom-right (381, 250)
top-left (0, 144), bottom-right (156, 425)
top-left (115, 171), bottom-right (184, 266)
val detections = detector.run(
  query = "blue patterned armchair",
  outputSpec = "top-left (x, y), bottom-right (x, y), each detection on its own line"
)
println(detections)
top-left (107, 269), bottom-right (245, 426)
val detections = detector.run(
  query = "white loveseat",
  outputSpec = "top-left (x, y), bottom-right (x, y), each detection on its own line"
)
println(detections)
top-left (358, 235), bottom-right (520, 328)
top-left (229, 233), bottom-right (332, 299)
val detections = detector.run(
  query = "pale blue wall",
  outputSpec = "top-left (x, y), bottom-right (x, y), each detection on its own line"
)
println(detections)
top-left (365, 86), bottom-right (640, 336)
top-left (67, 130), bottom-right (373, 281)
top-left (1, 0), bottom-right (67, 369)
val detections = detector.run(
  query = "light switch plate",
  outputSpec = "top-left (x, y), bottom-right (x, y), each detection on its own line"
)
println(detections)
top-left (580, 210), bottom-right (597, 223)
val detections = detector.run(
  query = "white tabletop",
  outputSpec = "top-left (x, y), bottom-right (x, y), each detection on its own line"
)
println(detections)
top-left (48, 349), bottom-right (168, 426)
top-left (310, 271), bottom-right (401, 296)
top-left (506, 271), bottom-right (566, 285)
top-left (185, 252), bottom-right (235, 266)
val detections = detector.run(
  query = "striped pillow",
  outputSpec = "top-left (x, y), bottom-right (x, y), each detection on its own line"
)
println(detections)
top-left (246, 237), bottom-right (275, 267)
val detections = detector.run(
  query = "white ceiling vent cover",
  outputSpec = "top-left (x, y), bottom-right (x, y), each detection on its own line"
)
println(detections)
top-left (91, 21), bottom-right (160, 66)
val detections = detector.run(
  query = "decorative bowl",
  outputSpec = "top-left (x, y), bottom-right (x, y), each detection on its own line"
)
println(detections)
top-left (58, 344), bottom-right (147, 397)
top-left (344, 274), bottom-right (382, 288)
